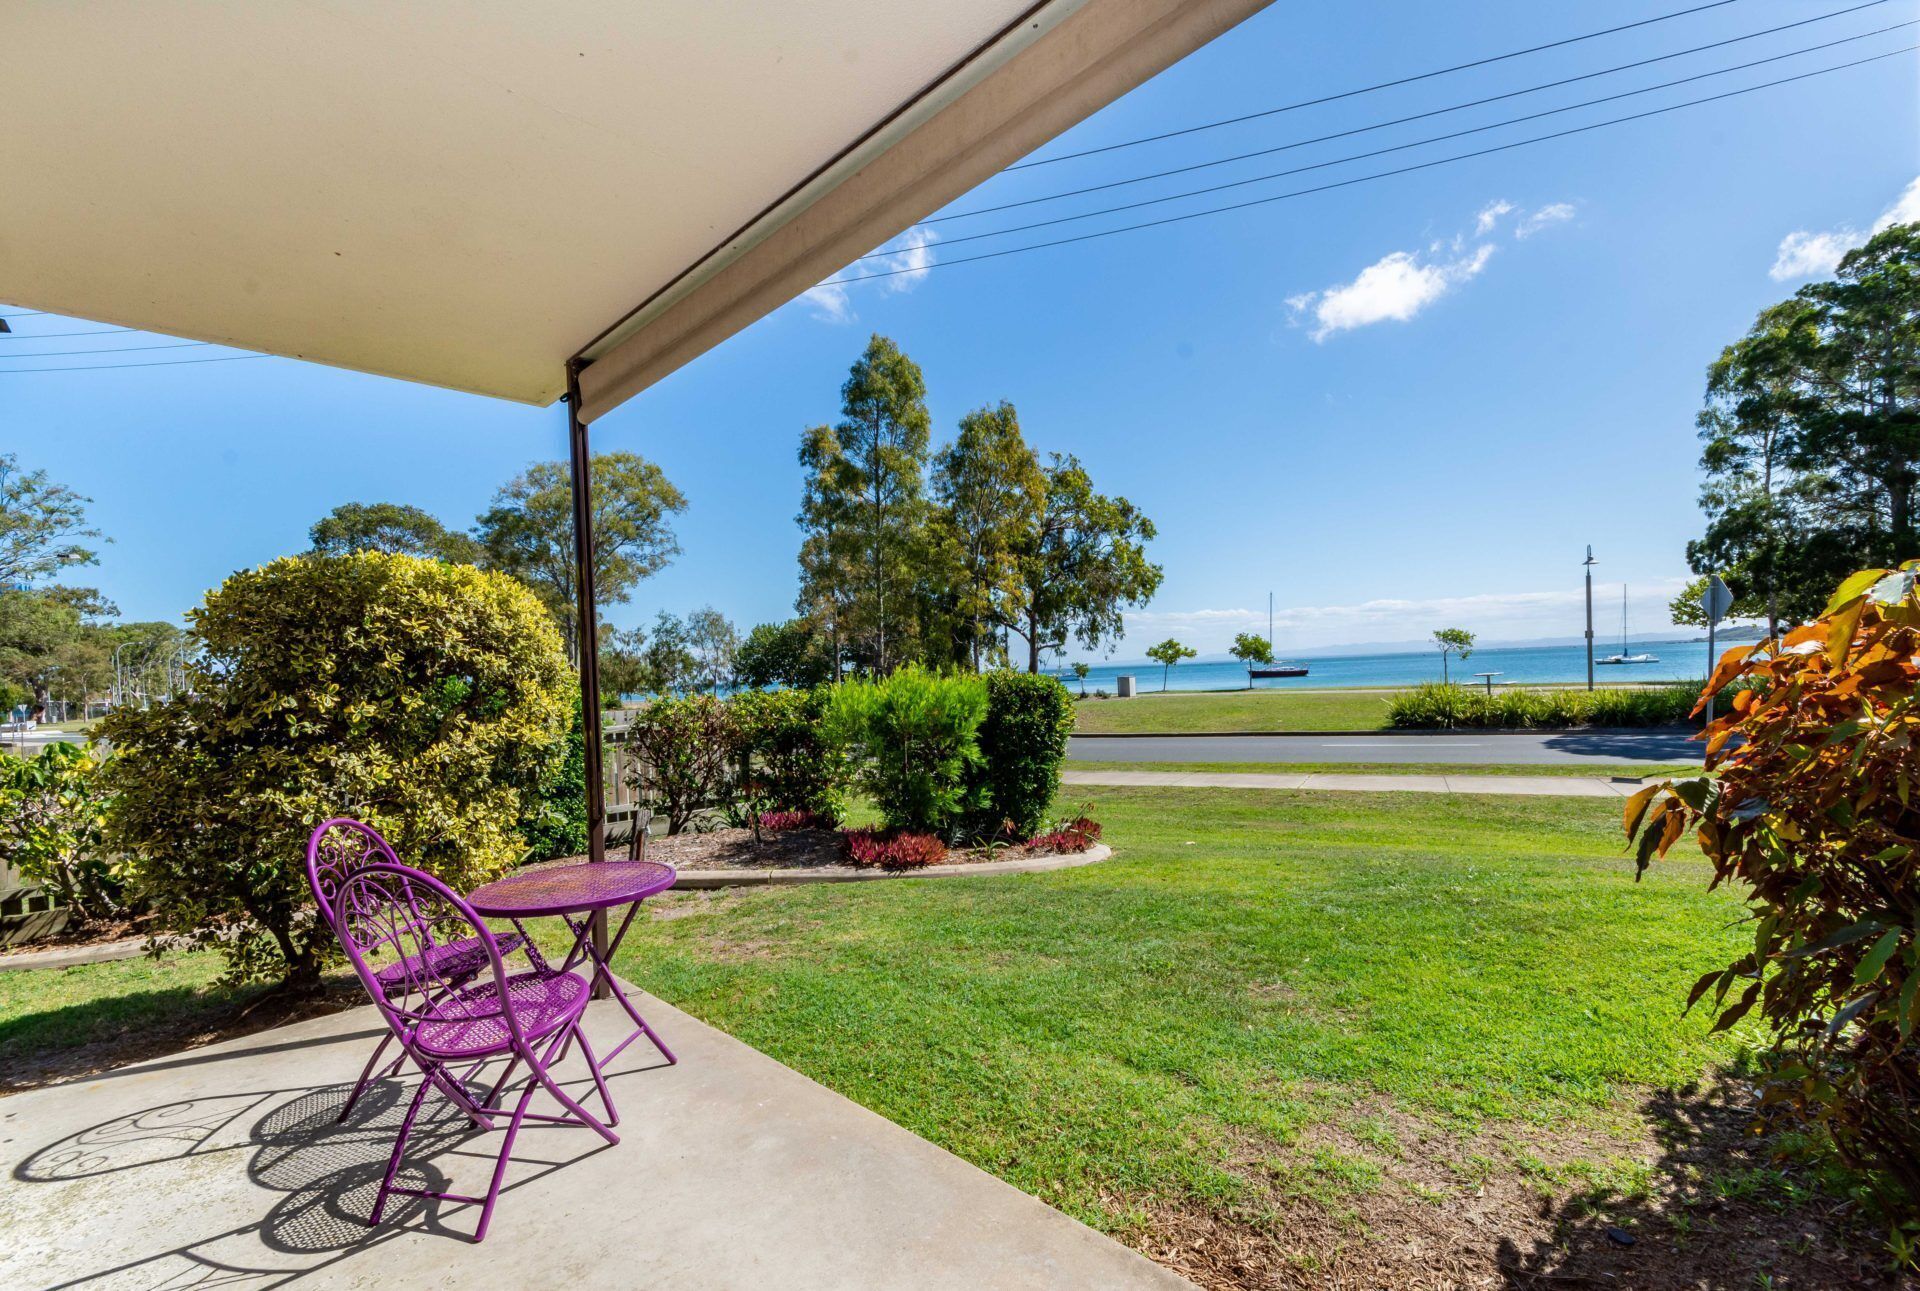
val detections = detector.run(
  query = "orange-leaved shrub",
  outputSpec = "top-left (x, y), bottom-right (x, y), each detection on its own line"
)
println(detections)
top-left (1625, 562), bottom-right (1920, 1221)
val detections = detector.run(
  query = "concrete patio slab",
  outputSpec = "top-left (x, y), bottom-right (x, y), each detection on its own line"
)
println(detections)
top-left (0, 984), bottom-right (1192, 1290)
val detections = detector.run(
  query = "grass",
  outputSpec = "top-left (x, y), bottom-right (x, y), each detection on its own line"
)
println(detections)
top-left (1074, 689), bottom-right (1398, 733)
top-left (0, 951), bottom-right (254, 1082)
top-left (1065, 760), bottom-right (1701, 779)
top-left (608, 786), bottom-right (1752, 1232)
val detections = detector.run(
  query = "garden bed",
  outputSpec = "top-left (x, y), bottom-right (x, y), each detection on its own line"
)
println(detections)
top-left (562, 826), bottom-right (1110, 887)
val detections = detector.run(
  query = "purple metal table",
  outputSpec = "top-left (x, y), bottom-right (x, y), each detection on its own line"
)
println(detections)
top-left (467, 860), bottom-right (678, 1070)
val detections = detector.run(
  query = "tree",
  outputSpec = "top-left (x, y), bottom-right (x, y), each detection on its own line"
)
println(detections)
top-left (933, 403), bottom-right (1044, 671)
top-left (1008, 454), bottom-right (1163, 673)
top-left (795, 424), bottom-right (856, 681)
top-left (476, 452), bottom-right (686, 662)
top-left (309, 501), bottom-right (480, 563)
top-left (597, 625), bottom-right (651, 704)
top-left (1667, 575), bottom-right (1764, 630)
top-left (1229, 633), bottom-right (1273, 688)
top-left (1431, 627), bottom-right (1474, 684)
top-left (831, 335), bottom-right (932, 672)
top-left (685, 605), bottom-right (739, 695)
top-left (1686, 223), bottom-right (1920, 627)
top-left (0, 586), bottom-right (119, 716)
top-left (640, 610), bottom-right (696, 695)
top-left (100, 553), bottom-right (571, 989)
top-left (0, 454), bottom-right (101, 588)
top-left (1070, 662), bottom-right (1090, 695)
top-left (736, 619), bottom-right (834, 689)
top-left (1145, 638), bottom-right (1196, 691)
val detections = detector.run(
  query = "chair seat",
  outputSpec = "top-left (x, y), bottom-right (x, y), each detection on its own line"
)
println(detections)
top-left (413, 969), bottom-right (591, 1059)
top-left (372, 932), bottom-right (527, 996)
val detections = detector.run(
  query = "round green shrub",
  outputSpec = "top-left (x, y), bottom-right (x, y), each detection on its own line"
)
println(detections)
top-left (101, 553), bottom-right (571, 988)
top-left (963, 672), bottom-right (1075, 841)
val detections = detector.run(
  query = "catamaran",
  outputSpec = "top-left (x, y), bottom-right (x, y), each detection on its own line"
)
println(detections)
top-left (1249, 591), bottom-right (1310, 678)
top-left (1595, 585), bottom-right (1659, 665)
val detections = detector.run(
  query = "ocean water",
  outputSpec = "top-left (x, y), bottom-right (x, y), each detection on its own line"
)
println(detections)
top-left (1054, 637), bottom-right (1733, 693)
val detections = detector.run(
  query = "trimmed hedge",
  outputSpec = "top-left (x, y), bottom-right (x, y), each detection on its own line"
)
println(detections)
top-left (964, 672), bottom-right (1075, 840)
top-left (826, 666), bottom-right (987, 836)
top-left (1386, 682), bottom-right (1720, 730)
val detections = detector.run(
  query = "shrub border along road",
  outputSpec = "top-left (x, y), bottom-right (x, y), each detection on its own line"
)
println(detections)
top-left (1074, 725), bottom-right (1690, 739)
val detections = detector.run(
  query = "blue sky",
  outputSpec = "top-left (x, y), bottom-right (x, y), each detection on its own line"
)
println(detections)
top-left (4, 0), bottom-right (1914, 661)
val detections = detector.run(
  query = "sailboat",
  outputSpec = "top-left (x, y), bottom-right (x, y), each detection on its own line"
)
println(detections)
top-left (1249, 592), bottom-right (1310, 678)
top-left (1595, 585), bottom-right (1659, 665)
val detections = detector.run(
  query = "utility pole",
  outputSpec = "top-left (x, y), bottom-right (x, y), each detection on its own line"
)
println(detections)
top-left (1583, 546), bottom-right (1597, 692)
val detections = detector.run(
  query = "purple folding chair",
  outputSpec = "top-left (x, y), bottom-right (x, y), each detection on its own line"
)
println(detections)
top-left (307, 819), bottom-right (530, 1123)
top-left (330, 861), bottom-right (619, 1242)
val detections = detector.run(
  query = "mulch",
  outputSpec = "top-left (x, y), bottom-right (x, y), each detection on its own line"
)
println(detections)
top-left (601, 825), bottom-right (1073, 873)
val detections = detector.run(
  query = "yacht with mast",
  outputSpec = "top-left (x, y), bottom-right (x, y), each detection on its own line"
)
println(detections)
top-left (1595, 585), bottom-right (1659, 665)
top-left (1249, 592), bottom-right (1310, 678)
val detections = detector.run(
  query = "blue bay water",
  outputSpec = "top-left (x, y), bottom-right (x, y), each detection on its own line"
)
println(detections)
top-left (1055, 637), bottom-right (1735, 693)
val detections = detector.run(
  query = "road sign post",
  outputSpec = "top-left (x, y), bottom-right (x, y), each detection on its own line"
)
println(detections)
top-left (1702, 573), bottom-right (1733, 722)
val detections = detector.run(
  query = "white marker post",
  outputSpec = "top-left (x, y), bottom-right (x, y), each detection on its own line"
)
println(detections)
top-left (1702, 573), bottom-right (1734, 722)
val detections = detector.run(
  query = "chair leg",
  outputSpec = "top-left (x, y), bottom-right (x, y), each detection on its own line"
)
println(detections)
top-left (573, 1026), bottom-right (620, 1127)
top-left (339, 1032), bottom-right (396, 1123)
top-left (532, 1035), bottom-right (620, 1147)
top-left (471, 1079), bottom-right (539, 1244)
top-left (370, 1072), bottom-right (433, 1227)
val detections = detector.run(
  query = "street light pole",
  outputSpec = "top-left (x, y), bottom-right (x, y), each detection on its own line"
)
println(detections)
top-left (1583, 546), bottom-right (1597, 692)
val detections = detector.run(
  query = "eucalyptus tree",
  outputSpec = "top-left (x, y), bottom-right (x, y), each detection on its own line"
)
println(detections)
top-left (309, 501), bottom-right (480, 563)
top-left (832, 335), bottom-right (932, 672)
top-left (1008, 454), bottom-right (1162, 674)
top-left (1687, 222), bottom-right (1919, 627)
top-left (933, 402), bottom-right (1044, 671)
top-left (475, 451), bottom-right (686, 662)
top-left (0, 453), bottom-right (101, 587)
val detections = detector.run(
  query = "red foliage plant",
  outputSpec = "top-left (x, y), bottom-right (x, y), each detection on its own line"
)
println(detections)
top-left (758, 810), bottom-right (819, 832)
top-left (1625, 563), bottom-right (1920, 1216)
top-left (840, 828), bottom-right (947, 870)
top-left (1028, 816), bottom-right (1102, 854)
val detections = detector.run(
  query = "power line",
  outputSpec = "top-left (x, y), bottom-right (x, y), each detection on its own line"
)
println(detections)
top-left (1011, 0), bottom-right (1750, 169)
top-left (0, 327), bottom-right (134, 339)
top-left (928, 3), bottom-right (1899, 226)
top-left (824, 46), bottom-right (1913, 287)
top-left (0, 340), bottom-right (211, 359)
top-left (875, 30), bottom-right (1920, 259)
top-left (0, 353), bottom-right (271, 375)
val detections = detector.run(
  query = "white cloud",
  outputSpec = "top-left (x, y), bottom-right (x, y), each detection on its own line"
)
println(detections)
top-left (1475, 199), bottom-right (1515, 235)
top-left (801, 228), bottom-right (940, 322)
top-left (1516, 202), bottom-right (1574, 238)
top-left (1286, 197), bottom-right (1573, 342)
top-left (1123, 579), bottom-right (1693, 654)
top-left (1769, 176), bottom-right (1920, 281)
top-left (1289, 244), bottom-right (1494, 342)
top-left (1872, 175), bottom-right (1920, 233)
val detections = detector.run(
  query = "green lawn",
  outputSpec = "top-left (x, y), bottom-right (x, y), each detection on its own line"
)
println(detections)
top-left (1074, 689), bottom-right (1398, 733)
top-left (610, 787), bottom-right (1751, 1236)
top-left (1066, 760), bottom-right (1700, 779)
top-left (0, 950), bottom-right (254, 1086)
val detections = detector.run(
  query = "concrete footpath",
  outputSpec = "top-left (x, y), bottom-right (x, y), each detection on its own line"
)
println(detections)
top-left (1063, 768), bottom-right (1666, 798)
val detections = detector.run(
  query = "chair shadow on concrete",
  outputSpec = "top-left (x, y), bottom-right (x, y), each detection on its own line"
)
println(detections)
top-left (22, 1060), bottom-right (635, 1289)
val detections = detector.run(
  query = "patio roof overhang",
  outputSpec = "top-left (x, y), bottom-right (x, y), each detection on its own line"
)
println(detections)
top-left (4, 0), bottom-right (1272, 890)
top-left (2, 0), bottom-right (1272, 423)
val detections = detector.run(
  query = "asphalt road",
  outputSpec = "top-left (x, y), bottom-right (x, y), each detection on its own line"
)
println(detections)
top-left (1069, 730), bottom-right (1703, 766)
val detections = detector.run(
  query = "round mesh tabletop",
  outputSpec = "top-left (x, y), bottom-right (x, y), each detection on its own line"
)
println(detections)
top-left (467, 860), bottom-right (676, 917)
